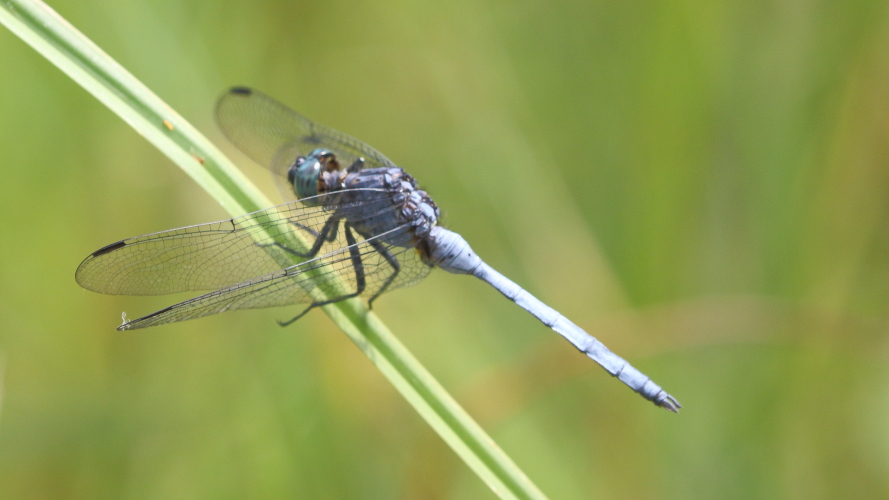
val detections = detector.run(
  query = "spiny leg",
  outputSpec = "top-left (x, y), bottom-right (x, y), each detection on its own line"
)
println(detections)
top-left (278, 222), bottom-right (367, 326)
top-left (366, 239), bottom-right (400, 309)
top-left (347, 158), bottom-right (365, 173)
top-left (258, 215), bottom-right (339, 259)
top-left (286, 218), bottom-right (340, 243)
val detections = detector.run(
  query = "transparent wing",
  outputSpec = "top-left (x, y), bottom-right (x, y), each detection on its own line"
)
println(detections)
top-left (75, 189), bottom-right (427, 296)
top-left (215, 87), bottom-right (396, 200)
top-left (115, 224), bottom-right (432, 330)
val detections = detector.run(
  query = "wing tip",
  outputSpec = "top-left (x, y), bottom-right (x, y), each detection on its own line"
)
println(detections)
top-left (117, 305), bottom-right (175, 331)
top-left (75, 240), bottom-right (128, 289)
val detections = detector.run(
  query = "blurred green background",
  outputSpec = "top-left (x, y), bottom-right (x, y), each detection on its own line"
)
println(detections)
top-left (2, 0), bottom-right (889, 498)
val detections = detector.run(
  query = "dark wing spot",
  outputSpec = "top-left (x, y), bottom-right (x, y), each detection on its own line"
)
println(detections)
top-left (148, 305), bottom-right (175, 316)
top-left (91, 240), bottom-right (127, 257)
top-left (229, 87), bottom-right (252, 95)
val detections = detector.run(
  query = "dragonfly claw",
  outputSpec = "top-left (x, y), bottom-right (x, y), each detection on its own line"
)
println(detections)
top-left (656, 393), bottom-right (682, 413)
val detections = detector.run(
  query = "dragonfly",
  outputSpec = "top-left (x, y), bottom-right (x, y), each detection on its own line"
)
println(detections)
top-left (76, 87), bottom-right (681, 412)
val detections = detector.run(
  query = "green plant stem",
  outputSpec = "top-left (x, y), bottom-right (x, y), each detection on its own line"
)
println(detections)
top-left (0, 1), bottom-right (548, 498)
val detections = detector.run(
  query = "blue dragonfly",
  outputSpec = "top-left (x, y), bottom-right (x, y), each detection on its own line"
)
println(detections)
top-left (76, 88), bottom-right (681, 412)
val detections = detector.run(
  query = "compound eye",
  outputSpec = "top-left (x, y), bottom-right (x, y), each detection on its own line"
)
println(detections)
top-left (288, 157), bottom-right (305, 186)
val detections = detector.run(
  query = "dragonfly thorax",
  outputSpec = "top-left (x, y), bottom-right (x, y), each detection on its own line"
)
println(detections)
top-left (290, 148), bottom-right (441, 248)
top-left (325, 167), bottom-right (441, 247)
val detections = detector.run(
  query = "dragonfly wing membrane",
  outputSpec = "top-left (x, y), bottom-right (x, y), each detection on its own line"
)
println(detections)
top-left (215, 88), bottom-right (396, 201)
top-left (75, 191), bottom-right (394, 295)
top-left (118, 223), bottom-right (432, 329)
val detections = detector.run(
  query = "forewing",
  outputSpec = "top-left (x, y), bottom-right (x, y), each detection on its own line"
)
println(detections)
top-left (215, 87), bottom-right (396, 201)
top-left (75, 189), bottom-right (396, 295)
top-left (117, 224), bottom-right (434, 330)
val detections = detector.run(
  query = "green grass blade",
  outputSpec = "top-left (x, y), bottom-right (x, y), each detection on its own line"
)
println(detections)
top-left (0, 1), bottom-right (549, 498)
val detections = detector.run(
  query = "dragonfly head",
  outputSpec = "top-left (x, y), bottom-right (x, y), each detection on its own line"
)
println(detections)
top-left (289, 148), bottom-right (342, 200)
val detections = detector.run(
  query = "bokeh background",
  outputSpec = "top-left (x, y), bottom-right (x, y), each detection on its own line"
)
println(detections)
top-left (2, 0), bottom-right (889, 498)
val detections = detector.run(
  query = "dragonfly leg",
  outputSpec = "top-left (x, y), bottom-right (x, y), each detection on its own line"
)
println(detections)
top-left (276, 305), bottom-right (313, 327)
top-left (286, 217), bottom-right (340, 242)
top-left (278, 222), bottom-right (367, 327)
top-left (366, 239), bottom-right (400, 309)
top-left (258, 216), bottom-right (339, 259)
top-left (347, 158), bottom-right (365, 173)
top-left (287, 220), bottom-right (320, 238)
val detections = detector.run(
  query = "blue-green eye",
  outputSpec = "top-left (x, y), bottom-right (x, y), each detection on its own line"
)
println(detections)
top-left (291, 149), bottom-right (339, 200)
top-left (293, 156), bottom-right (321, 199)
top-left (287, 157), bottom-right (304, 187)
